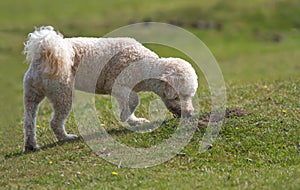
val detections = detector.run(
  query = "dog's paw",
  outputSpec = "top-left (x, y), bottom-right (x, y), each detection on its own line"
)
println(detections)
top-left (23, 144), bottom-right (40, 152)
top-left (58, 134), bottom-right (78, 142)
top-left (127, 118), bottom-right (150, 126)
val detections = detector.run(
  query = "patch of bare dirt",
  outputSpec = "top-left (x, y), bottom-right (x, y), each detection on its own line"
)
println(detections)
top-left (198, 108), bottom-right (247, 127)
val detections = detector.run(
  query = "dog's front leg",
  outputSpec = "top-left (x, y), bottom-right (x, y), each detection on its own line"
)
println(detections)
top-left (116, 91), bottom-right (149, 126)
top-left (126, 114), bottom-right (150, 126)
top-left (117, 91), bottom-right (137, 122)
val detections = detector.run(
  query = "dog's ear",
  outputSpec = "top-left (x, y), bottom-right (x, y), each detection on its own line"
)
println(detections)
top-left (163, 82), bottom-right (177, 99)
top-left (161, 75), bottom-right (178, 99)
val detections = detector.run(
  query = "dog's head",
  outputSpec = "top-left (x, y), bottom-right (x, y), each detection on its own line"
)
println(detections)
top-left (160, 58), bottom-right (198, 118)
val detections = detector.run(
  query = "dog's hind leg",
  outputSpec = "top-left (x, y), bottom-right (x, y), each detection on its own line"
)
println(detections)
top-left (48, 87), bottom-right (78, 142)
top-left (23, 84), bottom-right (45, 152)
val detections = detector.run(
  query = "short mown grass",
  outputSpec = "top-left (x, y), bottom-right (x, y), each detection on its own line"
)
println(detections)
top-left (0, 0), bottom-right (299, 189)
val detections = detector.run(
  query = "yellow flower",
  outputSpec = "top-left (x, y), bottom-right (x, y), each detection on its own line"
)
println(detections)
top-left (111, 171), bottom-right (118, 175)
top-left (282, 109), bottom-right (287, 113)
top-left (36, 125), bottom-right (41, 129)
top-left (49, 160), bottom-right (53, 165)
top-left (263, 85), bottom-right (268, 89)
top-left (100, 123), bottom-right (105, 127)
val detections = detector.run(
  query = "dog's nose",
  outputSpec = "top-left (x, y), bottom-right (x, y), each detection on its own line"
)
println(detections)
top-left (181, 111), bottom-right (192, 118)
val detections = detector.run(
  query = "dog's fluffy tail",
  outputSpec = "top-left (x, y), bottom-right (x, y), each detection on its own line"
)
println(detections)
top-left (23, 26), bottom-right (74, 77)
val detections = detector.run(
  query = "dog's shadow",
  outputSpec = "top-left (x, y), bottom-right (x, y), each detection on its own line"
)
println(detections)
top-left (3, 120), bottom-right (181, 160)
top-left (3, 125), bottom-right (153, 159)
top-left (4, 119), bottom-right (176, 159)
top-left (4, 137), bottom-right (82, 159)
top-left (4, 108), bottom-right (246, 159)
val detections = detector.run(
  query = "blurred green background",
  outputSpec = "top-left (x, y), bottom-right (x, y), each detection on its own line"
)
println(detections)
top-left (0, 0), bottom-right (299, 126)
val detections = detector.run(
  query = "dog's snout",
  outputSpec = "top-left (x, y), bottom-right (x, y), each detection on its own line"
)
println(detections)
top-left (182, 110), bottom-right (193, 118)
top-left (181, 104), bottom-right (194, 117)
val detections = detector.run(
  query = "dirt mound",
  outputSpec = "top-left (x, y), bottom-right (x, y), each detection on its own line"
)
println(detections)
top-left (198, 108), bottom-right (247, 127)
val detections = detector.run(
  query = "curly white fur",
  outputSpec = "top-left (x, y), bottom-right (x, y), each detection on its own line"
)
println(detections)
top-left (22, 26), bottom-right (198, 152)
top-left (24, 26), bottom-right (74, 78)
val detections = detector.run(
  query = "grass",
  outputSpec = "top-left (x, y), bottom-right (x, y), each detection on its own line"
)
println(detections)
top-left (0, 0), bottom-right (299, 189)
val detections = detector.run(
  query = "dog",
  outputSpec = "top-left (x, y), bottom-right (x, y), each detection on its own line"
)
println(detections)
top-left (23, 26), bottom-right (198, 151)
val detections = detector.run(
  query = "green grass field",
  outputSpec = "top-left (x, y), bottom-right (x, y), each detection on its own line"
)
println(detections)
top-left (0, 0), bottom-right (299, 189)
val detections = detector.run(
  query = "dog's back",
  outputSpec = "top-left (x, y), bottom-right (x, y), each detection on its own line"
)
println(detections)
top-left (66, 37), bottom-right (159, 93)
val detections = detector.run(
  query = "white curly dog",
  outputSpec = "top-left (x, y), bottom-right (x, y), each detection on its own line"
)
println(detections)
top-left (23, 26), bottom-right (198, 151)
